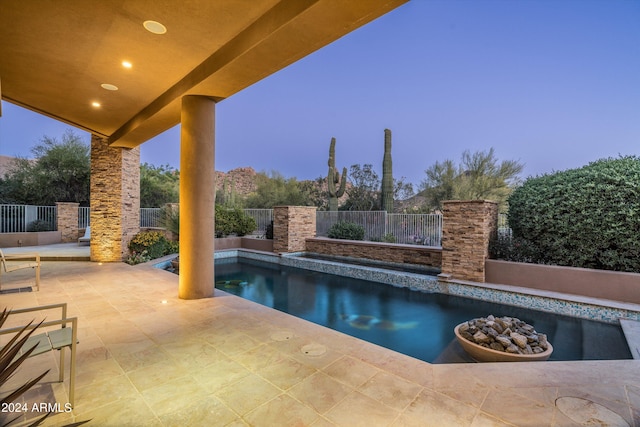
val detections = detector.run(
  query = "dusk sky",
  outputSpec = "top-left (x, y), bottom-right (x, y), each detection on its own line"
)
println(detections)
top-left (1, 0), bottom-right (638, 188)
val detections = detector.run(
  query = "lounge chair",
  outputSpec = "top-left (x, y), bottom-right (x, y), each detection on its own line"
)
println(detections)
top-left (0, 303), bottom-right (78, 406)
top-left (0, 248), bottom-right (40, 292)
top-left (78, 226), bottom-right (90, 246)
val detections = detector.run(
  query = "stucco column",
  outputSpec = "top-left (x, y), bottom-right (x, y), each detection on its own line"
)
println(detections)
top-left (440, 200), bottom-right (498, 282)
top-left (179, 96), bottom-right (216, 299)
top-left (90, 135), bottom-right (140, 262)
top-left (56, 202), bottom-right (79, 243)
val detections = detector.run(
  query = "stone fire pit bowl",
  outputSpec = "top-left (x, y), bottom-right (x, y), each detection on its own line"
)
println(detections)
top-left (454, 322), bottom-right (553, 363)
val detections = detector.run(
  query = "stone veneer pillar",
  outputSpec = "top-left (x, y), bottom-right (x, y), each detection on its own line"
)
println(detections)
top-left (56, 202), bottom-right (79, 243)
top-left (273, 206), bottom-right (317, 253)
top-left (90, 135), bottom-right (140, 262)
top-left (440, 200), bottom-right (498, 282)
top-left (179, 95), bottom-right (216, 299)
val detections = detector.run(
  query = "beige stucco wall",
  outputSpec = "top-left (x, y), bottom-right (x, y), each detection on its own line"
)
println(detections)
top-left (486, 259), bottom-right (640, 305)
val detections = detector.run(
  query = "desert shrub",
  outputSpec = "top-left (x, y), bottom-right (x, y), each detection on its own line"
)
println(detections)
top-left (27, 219), bottom-right (54, 232)
top-left (382, 233), bottom-right (396, 243)
top-left (327, 221), bottom-right (365, 240)
top-left (507, 156), bottom-right (640, 272)
top-left (215, 206), bottom-right (257, 237)
top-left (128, 230), bottom-right (172, 261)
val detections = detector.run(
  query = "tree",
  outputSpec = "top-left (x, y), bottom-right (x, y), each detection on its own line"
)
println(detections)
top-left (342, 164), bottom-right (380, 211)
top-left (140, 163), bottom-right (180, 207)
top-left (244, 171), bottom-right (314, 208)
top-left (0, 130), bottom-right (90, 205)
top-left (418, 148), bottom-right (523, 211)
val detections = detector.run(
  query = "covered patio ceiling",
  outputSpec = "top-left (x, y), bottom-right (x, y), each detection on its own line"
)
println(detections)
top-left (0, 0), bottom-right (407, 149)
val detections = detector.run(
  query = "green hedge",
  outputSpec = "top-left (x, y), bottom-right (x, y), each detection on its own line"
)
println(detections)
top-left (506, 156), bottom-right (640, 272)
top-left (327, 221), bottom-right (365, 240)
top-left (215, 206), bottom-right (257, 237)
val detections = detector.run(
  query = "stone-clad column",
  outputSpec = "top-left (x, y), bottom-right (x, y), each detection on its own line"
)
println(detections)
top-left (56, 202), bottom-right (79, 243)
top-left (273, 206), bottom-right (317, 253)
top-left (90, 135), bottom-right (140, 262)
top-left (440, 200), bottom-right (498, 282)
top-left (179, 95), bottom-right (216, 299)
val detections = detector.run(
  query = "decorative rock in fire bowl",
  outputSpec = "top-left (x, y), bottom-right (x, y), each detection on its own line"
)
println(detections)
top-left (454, 315), bottom-right (553, 362)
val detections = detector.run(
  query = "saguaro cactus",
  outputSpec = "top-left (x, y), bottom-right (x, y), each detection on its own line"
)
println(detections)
top-left (381, 128), bottom-right (394, 213)
top-left (327, 137), bottom-right (347, 211)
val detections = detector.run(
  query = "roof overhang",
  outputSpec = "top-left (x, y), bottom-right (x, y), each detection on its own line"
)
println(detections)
top-left (0, 0), bottom-right (408, 148)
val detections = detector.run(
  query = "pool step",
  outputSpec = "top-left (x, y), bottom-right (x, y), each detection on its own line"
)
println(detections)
top-left (619, 318), bottom-right (640, 360)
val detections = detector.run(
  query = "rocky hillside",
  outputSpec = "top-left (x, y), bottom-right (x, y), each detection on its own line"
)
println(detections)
top-left (215, 167), bottom-right (258, 195)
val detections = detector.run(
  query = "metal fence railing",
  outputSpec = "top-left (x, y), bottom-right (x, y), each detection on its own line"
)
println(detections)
top-left (316, 211), bottom-right (387, 241)
top-left (243, 209), bottom-right (273, 236)
top-left (1, 204), bottom-right (481, 247)
top-left (140, 208), bottom-right (163, 228)
top-left (316, 211), bottom-right (443, 246)
top-left (386, 213), bottom-right (442, 246)
top-left (78, 207), bottom-right (90, 229)
top-left (0, 204), bottom-right (57, 233)
top-left (498, 213), bottom-right (512, 237)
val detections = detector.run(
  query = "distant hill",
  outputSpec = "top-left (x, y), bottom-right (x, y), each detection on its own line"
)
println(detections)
top-left (0, 155), bottom-right (19, 177)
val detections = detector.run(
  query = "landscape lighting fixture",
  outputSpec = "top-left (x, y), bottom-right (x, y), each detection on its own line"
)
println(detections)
top-left (143, 20), bottom-right (167, 34)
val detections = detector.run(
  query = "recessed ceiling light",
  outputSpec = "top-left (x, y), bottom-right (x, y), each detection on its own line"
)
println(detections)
top-left (122, 61), bottom-right (132, 68)
top-left (101, 83), bottom-right (118, 91)
top-left (91, 101), bottom-right (101, 108)
top-left (143, 20), bottom-right (167, 34)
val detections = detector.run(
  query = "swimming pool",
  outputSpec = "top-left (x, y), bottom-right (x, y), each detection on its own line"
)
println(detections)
top-left (213, 256), bottom-right (632, 363)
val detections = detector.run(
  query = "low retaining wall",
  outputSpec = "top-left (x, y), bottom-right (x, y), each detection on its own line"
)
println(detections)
top-left (486, 259), bottom-right (640, 305)
top-left (0, 231), bottom-right (62, 247)
top-left (305, 237), bottom-right (442, 268)
top-left (212, 236), bottom-right (273, 252)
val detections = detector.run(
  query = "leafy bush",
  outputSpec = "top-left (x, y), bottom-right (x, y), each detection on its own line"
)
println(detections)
top-left (327, 221), bottom-right (365, 240)
top-left (128, 231), bottom-right (172, 261)
top-left (215, 206), bottom-right (257, 237)
top-left (489, 234), bottom-right (540, 263)
top-left (27, 219), bottom-right (54, 232)
top-left (381, 233), bottom-right (396, 243)
top-left (507, 156), bottom-right (640, 272)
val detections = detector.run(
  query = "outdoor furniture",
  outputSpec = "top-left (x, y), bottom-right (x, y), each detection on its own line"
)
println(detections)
top-left (0, 248), bottom-right (41, 292)
top-left (78, 226), bottom-right (90, 246)
top-left (0, 303), bottom-right (78, 406)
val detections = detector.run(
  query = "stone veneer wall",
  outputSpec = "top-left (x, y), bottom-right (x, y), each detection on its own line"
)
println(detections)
top-left (90, 135), bottom-right (140, 262)
top-left (56, 202), bottom-right (79, 243)
top-left (273, 206), bottom-right (316, 253)
top-left (305, 237), bottom-right (442, 268)
top-left (440, 200), bottom-right (498, 282)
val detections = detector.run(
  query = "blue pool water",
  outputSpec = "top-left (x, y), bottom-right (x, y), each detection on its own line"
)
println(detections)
top-left (213, 258), bottom-right (632, 363)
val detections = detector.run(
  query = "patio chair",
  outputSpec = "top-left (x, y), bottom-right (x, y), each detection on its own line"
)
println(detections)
top-left (0, 303), bottom-right (78, 406)
top-left (78, 226), bottom-right (90, 246)
top-left (0, 248), bottom-right (41, 292)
